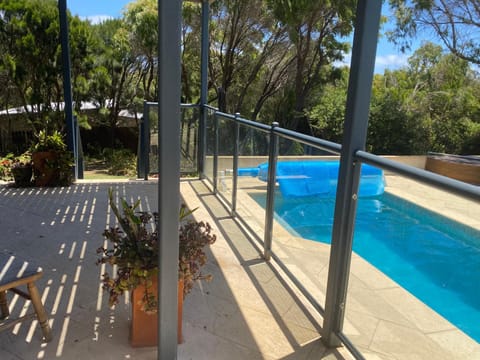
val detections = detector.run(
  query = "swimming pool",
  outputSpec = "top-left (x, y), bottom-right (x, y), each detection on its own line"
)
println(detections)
top-left (251, 191), bottom-right (480, 342)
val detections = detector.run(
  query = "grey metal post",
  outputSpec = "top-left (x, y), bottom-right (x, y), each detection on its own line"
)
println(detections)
top-left (198, 0), bottom-right (210, 178)
top-left (58, 0), bottom-right (76, 179)
top-left (157, 0), bottom-right (181, 358)
top-left (143, 100), bottom-right (150, 180)
top-left (322, 0), bottom-right (382, 347)
top-left (231, 113), bottom-right (240, 216)
top-left (137, 117), bottom-right (145, 179)
top-left (263, 122), bottom-right (279, 261)
top-left (74, 116), bottom-right (84, 179)
top-left (213, 112), bottom-right (219, 193)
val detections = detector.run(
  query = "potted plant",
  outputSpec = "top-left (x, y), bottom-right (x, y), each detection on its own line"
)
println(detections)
top-left (96, 189), bottom-right (216, 347)
top-left (11, 153), bottom-right (33, 187)
top-left (0, 154), bottom-right (14, 182)
top-left (30, 130), bottom-right (73, 186)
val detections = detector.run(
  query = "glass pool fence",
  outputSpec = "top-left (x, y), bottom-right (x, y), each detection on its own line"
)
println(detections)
top-left (139, 102), bottom-right (480, 359)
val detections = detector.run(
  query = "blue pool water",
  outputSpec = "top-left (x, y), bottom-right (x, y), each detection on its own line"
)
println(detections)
top-left (251, 192), bottom-right (480, 342)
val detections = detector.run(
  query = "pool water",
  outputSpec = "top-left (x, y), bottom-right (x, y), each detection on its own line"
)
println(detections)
top-left (251, 192), bottom-right (480, 342)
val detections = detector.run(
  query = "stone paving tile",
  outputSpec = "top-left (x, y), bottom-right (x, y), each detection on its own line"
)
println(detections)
top-left (0, 176), bottom-right (478, 360)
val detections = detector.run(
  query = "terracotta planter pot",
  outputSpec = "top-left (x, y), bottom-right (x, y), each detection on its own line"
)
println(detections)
top-left (130, 278), bottom-right (184, 347)
top-left (32, 151), bottom-right (58, 187)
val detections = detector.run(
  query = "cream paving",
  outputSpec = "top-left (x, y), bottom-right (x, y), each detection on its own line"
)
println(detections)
top-left (0, 181), bottom-right (352, 360)
top-left (385, 175), bottom-right (480, 229)
top-left (206, 172), bottom-right (480, 359)
top-left (0, 175), bottom-right (478, 360)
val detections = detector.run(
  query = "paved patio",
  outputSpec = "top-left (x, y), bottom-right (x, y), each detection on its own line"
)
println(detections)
top-left (0, 177), bottom-right (478, 359)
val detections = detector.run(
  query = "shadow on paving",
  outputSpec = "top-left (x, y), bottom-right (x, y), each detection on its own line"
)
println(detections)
top-left (0, 181), bottom-right (349, 360)
top-left (183, 179), bottom-right (349, 360)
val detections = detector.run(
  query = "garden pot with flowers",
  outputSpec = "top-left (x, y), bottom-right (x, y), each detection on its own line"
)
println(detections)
top-left (96, 189), bottom-right (216, 347)
top-left (11, 153), bottom-right (33, 187)
top-left (31, 130), bottom-right (73, 187)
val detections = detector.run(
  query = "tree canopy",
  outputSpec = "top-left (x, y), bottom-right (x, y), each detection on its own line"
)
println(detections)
top-left (0, 0), bottom-right (478, 156)
top-left (388, 0), bottom-right (480, 65)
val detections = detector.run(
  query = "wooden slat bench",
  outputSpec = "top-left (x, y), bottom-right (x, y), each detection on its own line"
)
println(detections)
top-left (0, 253), bottom-right (52, 342)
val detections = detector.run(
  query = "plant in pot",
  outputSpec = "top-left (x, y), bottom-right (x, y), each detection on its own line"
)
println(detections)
top-left (0, 154), bottom-right (14, 182)
top-left (11, 153), bottom-right (33, 187)
top-left (31, 130), bottom-right (74, 187)
top-left (96, 189), bottom-right (216, 347)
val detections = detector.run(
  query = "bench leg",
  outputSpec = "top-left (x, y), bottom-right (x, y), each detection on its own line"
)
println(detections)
top-left (0, 291), bottom-right (8, 319)
top-left (27, 282), bottom-right (52, 342)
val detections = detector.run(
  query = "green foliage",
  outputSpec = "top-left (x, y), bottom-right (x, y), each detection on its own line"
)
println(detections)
top-left (96, 189), bottom-right (216, 312)
top-left (388, 1), bottom-right (480, 65)
top-left (0, 152), bottom-right (33, 186)
top-left (30, 130), bottom-right (73, 186)
top-left (367, 42), bottom-right (480, 155)
top-left (30, 130), bottom-right (67, 153)
top-left (308, 69), bottom-right (349, 143)
top-left (265, 0), bottom-right (355, 133)
top-left (0, 153), bottom-right (15, 181)
top-left (102, 148), bottom-right (137, 177)
top-left (0, 0), bottom-right (479, 158)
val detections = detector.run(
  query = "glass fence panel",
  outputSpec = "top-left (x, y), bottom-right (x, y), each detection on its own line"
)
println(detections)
top-left (204, 108), bottom-right (216, 185)
top-left (147, 104), bottom-right (199, 176)
top-left (180, 106), bottom-right (199, 174)
top-left (234, 124), bottom-right (270, 239)
top-left (147, 103), bottom-right (159, 174)
top-left (278, 136), bottom-right (339, 158)
top-left (343, 172), bottom-right (480, 358)
top-left (269, 137), bottom-right (338, 316)
top-left (216, 116), bottom-right (234, 205)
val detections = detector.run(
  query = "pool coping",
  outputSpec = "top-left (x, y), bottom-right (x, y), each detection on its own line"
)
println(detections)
top-left (229, 174), bottom-right (480, 359)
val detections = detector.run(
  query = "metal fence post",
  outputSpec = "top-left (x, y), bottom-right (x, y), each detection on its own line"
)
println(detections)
top-left (58, 0), bottom-right (75, 179)
top-left (322, 0), bottom-right (382, 348)
top-left (263, 122), bottom-right (279, 261)
top-left (74, 116), bottom-right (84, 179)
top-left (137, 100), bottom-right (150, 180)
top-left (198, 0), bottom-right (210, 178)
top-left (157, 0), bottom-right (181, 357)
top-left (137, 118), bottom-right (145, 179)
top-left (213, 112), bottom-right (219, 193)
top-left (231, 113), bottom-right (240, 216)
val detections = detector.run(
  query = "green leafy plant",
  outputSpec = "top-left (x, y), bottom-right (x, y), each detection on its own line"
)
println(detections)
top-left (0, 152), bottom-right (36, 186)
top-left (31, 130), bottom-right (67, 153)
top-left (8, 153), bottom-right (33, 187)
top-left (30, 130), bottom-right (74, 186)
top-left (102, 148), bottom-right (137, 177)
top-left (0, 154), bottom-right (15, 181)
top-left (96, 189), bottom-right (216, 312)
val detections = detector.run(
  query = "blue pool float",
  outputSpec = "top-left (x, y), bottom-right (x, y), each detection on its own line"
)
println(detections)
top-left (238, 161), bottom-right (385, 198)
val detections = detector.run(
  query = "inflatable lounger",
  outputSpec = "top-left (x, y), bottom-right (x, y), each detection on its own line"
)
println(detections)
top-left (239, 160), bottom-right (385, 198)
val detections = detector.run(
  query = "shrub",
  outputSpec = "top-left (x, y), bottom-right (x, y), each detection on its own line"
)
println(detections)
top-left (103, 148), bottom-right (137, 177)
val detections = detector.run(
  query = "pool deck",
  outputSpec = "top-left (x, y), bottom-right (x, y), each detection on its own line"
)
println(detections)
top-left (0, 175), bottom-right (478, 359)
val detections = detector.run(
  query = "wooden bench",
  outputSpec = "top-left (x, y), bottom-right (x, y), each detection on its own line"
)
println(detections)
top-left (0, 253), bottom-right (52, 342)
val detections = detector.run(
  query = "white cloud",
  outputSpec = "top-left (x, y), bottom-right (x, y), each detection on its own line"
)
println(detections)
top-left (80, 15), bottom-right (113, 24)
top-left (375, 54), bottom-right (409, 68)
top-left (332, 52), bottom-right (411, 74)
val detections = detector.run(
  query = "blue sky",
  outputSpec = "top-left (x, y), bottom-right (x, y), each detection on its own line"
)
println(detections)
top-left (68, 0), bottom-right (417, 74)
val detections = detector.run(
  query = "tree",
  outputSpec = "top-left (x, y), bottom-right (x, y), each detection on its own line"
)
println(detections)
top-left (369, 69), bottom-right (433, 154)
top-left (307, 67), bottom-right (348, 144)
top-left (124, 0), bottom-right (158, 101)
top-left (89, 19), bottom-right (137, 147)
top-left (368, 42), bottom-right (480, 155)
top-left (208, 0), bottom-right (293, 117)
top-left (0, 0), bottom-right (94, 135)
top-left (0, 0), bottom-right (63, 133)
top-left (68, 16), bottom-right (96, 129)
top-left (388, 0), bottom-right (480, 65)
top-left (266, 0), bottom-right (355, 134)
